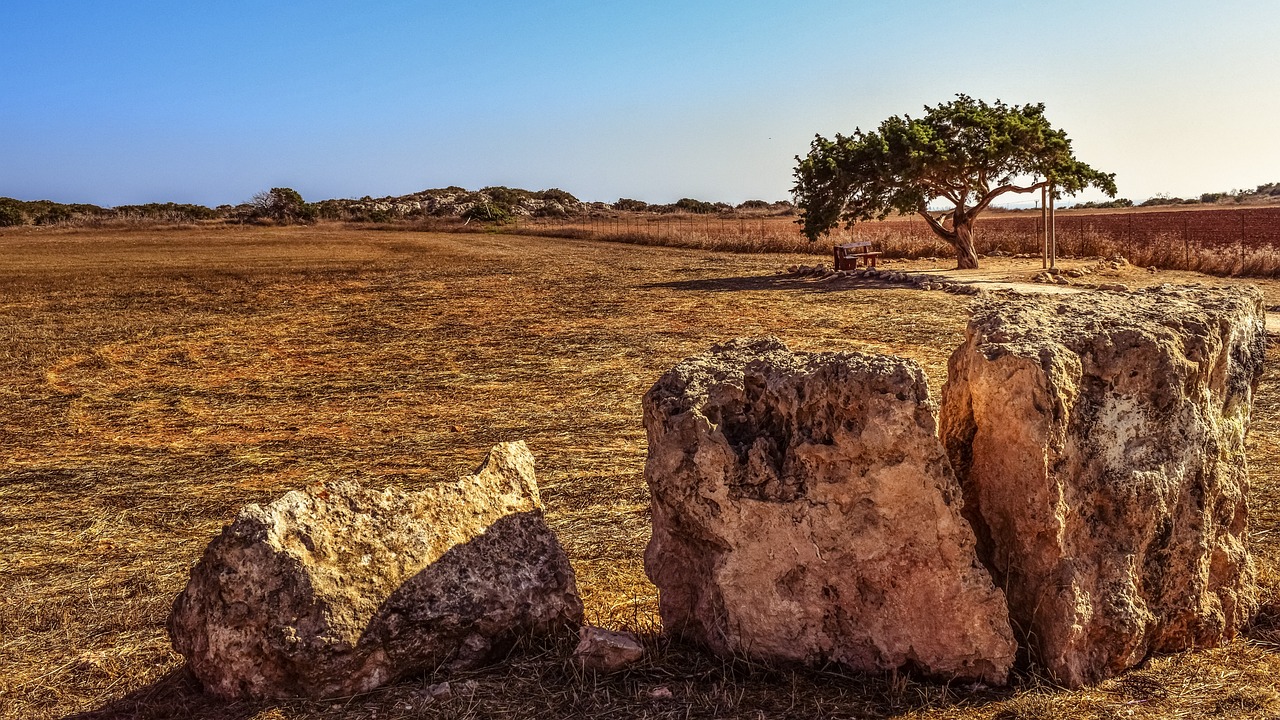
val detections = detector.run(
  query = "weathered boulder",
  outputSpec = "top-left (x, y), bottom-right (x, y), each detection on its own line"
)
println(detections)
top-left (169, 441), bottom-right (583, 700)
top-left (643, 337), bottom-right (1016, 684)
top-left (940, 286), bottom-right (1265, 687)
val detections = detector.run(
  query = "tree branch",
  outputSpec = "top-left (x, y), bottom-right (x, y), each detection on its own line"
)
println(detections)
top-left (917, 204), bottom-right (957, 241)
top-left (970, 180), bottom-right (1048, 215)
top-left (921, 177), bottom-right (963, 205)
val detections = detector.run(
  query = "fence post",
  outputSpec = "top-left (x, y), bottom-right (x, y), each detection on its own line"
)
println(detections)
top-left (1241, 212), bottom-right (1247, 268)
top-left (1183, 213), bottom-right (1190, 270)
top-left (1127, 212), bottom-right (1133, 260)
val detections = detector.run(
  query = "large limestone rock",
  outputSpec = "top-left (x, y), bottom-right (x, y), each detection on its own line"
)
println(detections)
top-left (644, 337), bottom-right (1016, 684)
top-left (940, 286), bottom-right (1265, 687)
top-left (169, 442), bottom-right (583, 700)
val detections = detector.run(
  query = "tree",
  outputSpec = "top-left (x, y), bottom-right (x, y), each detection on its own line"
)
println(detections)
top-left (250, 187), bottom-right (314, 224)
top-left (793, 95), bottom-right (1117, 268)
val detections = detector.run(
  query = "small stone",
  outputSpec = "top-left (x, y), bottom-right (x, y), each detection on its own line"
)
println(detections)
top-left (425, 682), bottom-right (452, 701)
top-left (573, 626), bottom-right (645, 672)
top-left (649, 687), bottom-right (674, 700)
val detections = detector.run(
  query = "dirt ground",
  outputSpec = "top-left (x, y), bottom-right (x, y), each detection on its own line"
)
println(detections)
top-left (2, 225), bottom-right (1280, 719)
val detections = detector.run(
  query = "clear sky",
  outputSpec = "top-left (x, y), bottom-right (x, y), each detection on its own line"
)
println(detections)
top-left (2, 1), bottom-right (1277, 207)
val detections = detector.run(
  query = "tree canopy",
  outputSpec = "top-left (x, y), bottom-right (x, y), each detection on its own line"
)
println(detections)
top-left (793, 95), bottom-right (1117, 268)
top-left (251, 187), bottom-right (315, 224)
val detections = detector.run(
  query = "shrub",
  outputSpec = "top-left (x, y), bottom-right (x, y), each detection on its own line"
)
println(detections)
top-left (675, 198), bottom-right (717, 214)
top-left (613, 198), bottom-right (648, 212)
top-left (34, 207), bottom-right (74, 225)
top-left (535, 188), bottom-right (578, 205)
top-left (0, 202), bottom-right (24, 227)
top-left (249, 187), bottom-right (315, 224)
top-left (482, 186), bottom-right (525, 209)
top-left (463, 202), bottom-right (513, 224)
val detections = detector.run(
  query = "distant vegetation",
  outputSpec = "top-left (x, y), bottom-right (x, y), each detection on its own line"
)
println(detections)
top-left (1066, 182), bottom-right (1280, 210)
top-left (1, 179), bottom-right (1276, 230)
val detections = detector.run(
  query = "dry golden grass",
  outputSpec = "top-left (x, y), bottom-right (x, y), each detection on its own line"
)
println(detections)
top-left (2, 224), bottom-right (1279, 719)
top-left (516, 208), bottom-right (1280, 277)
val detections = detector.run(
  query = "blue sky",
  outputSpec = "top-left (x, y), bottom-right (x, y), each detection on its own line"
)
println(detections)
top-left (2, 1), bottom-right (1278, 207)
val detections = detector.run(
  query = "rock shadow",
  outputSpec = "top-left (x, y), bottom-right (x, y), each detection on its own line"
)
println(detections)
top-left (61, 667), bottom-right (259, 720)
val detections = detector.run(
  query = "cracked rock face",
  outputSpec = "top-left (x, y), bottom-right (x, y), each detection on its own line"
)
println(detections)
top-left (168, 442), bottom-right (583, 700)
top-left (643, 337), bottom-right (1016, 684)
top-left (940, 286), bottom-right (1265, 688)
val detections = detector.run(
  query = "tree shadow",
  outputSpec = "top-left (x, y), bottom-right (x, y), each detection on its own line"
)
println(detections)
top-left (641, 274), bottom-right (907, 294)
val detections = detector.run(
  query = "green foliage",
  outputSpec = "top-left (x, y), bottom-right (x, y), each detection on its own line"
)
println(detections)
top-left (674, 198), bottom-right (717, 214)
top-left (1072, 198), bottom-right (1134, 209)
top-left (613, 198), bottom-right (649, 211)
top-left (736, 200), bottom-right (771, 210)
top-left (0, 201), bottom-right (24, 227)
top-left (463, 202), bottom-right (513, 224)
top-left (534, 188), bottom-right (578, 205)
top-left (113, 203), bottom-right (217, 222)
top-left (481, 186), bottom-right (524, 209)
top-left (312, 199), bottom-right (347, 220)
top-left (251, 187), bottom-right (315, 224)
top-left (34, 206), bottom-right (74, 225)
top-left (1138, 194), bottom-right (1194, 207)
top-left (793, 95), bottom-right (1117, 259)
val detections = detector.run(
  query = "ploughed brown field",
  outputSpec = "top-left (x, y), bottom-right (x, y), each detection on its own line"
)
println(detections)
top-left (4, 224), bottom-right (1280, 719)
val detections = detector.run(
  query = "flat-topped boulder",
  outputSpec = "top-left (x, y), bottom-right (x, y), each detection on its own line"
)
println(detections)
top-left (940, 285), bottom-right (1265, 688)
top-left (644, 337), bottom-right (1016, 685)
top-left (168, 441), bottom-right (583, 700)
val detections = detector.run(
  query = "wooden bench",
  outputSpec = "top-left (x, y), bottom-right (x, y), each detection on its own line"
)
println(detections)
top-left (833, 241), bottom-right (882, 270)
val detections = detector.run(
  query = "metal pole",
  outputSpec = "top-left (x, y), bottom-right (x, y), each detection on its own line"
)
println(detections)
top-left (1049, 185), bottom-right (1057, 269)
top-left (1041, 185), bottom-right (1048, 269)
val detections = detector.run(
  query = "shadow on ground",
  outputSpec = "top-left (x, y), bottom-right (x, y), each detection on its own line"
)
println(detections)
top-left (62, 638), bottom-right (1027, 720)
top-left (641, 274), bottom-right (907, 293)
top-left (62, 668), bottom-right (260, 720)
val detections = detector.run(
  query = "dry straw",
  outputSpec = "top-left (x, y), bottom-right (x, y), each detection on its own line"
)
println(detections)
top-left (2, 225), bottom-right (1280, 718)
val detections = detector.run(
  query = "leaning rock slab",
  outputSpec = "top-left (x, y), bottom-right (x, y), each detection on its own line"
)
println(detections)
top-left (644, 337), bottom-right (1016, 684)
top-left (940, 285), bottom-right (1265, 687)
top-left (169, 441), bottom-right (583, 700)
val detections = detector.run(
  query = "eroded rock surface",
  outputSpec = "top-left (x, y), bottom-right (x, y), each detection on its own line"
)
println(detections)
top-left (644, 337), bottom-right (1016, 684)
top-left (169, 441), bottom-right (583, 700)
top-left (940, 285), bottom-right (1265, 687)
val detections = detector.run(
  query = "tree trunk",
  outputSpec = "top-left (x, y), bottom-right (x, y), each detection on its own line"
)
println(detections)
top-left (952, 217), bottom-right (979, 269)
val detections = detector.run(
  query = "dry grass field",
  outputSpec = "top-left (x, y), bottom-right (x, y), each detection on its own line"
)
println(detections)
top-left (4, 225), bottom-right (1280, 719)
top-left (521, 204), bottom-right (1280, 276)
